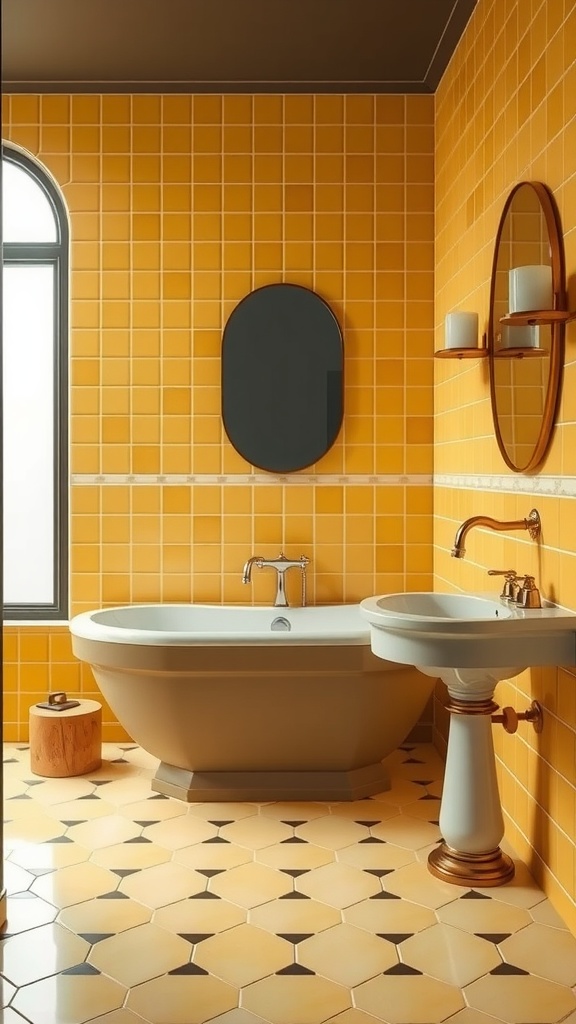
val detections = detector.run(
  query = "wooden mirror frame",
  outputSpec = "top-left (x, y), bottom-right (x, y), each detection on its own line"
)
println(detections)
top-left (488, 181), bottom-right (567, 473)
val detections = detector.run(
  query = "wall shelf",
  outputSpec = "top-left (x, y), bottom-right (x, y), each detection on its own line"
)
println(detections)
top-left (434, 348), bottom-right (487, 359)
top-left (494, 347), bottom-right (548, 358)
top-left (499, 309), bottom-right (576, 327)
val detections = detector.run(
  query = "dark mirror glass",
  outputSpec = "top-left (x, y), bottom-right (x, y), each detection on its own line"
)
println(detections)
top-left (222, 283), bottom-right (344, 473)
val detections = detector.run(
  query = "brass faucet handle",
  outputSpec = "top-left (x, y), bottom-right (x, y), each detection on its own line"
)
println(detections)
top-left (516, 575), bottom-right (542, 609)
top-left (487, 568), bottom-right (519, 600)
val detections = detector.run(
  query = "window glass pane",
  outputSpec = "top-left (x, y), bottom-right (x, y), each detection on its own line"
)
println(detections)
top-left (2, 160), bottom-right (58, 243)
top-left (3, 264), bottom-right (55, 604)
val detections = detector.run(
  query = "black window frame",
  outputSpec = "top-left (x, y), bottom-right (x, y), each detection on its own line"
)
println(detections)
top-left (2, 143), bottom-right (69, 621)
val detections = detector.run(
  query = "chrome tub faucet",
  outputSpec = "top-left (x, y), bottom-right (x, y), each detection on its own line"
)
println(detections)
top-left (242, 552), bottom-right (310, 607)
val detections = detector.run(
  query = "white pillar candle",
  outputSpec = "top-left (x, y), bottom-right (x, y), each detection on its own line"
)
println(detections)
top-left (500, 324), bottom-right (540, 348)
top-left (444, 311), bottom-right (479, 349)
top-left (509, 265), bottom-right (553, 313)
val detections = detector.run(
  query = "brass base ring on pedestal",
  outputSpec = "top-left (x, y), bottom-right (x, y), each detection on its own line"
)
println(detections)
top-left (428, 843), bottom-right (515, 886)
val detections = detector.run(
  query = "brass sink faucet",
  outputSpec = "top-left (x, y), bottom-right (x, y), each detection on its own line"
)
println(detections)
top-left (451, 508), bottom-right (541, 558)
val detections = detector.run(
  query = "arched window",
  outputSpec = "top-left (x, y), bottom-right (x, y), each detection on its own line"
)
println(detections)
top-left (2, 144), bottom-right (69, 620)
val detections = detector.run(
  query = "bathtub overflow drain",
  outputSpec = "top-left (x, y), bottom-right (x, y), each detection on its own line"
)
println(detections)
top-left (271, 616), bottom-right (291, 631)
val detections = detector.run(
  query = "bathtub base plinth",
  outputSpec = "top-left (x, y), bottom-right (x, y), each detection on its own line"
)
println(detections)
top-left (152, 760), bottom-right (392, 802)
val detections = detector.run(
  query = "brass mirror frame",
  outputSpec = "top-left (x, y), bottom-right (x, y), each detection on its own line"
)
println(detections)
top-left (488, 181), bottom-right (566, 473)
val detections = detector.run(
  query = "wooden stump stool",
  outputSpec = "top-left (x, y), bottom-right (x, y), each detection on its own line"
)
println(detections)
top-left (30, 699), bottom-right (102, 777)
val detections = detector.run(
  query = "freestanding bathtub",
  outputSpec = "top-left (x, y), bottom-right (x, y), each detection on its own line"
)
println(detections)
top-left (70, 604), bottom-right (435, 802)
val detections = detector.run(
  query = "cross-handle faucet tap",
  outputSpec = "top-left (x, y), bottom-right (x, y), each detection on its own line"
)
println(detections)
top-left (451, 508), bottom-right (541, 558)
top-left (242, 552), bottom-right (310, 607)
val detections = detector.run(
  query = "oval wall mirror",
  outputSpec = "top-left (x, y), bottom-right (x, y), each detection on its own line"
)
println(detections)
top-left (488, 181), bottom-right (567, 473)
top-left (222, 283), bottom-right (344, 473)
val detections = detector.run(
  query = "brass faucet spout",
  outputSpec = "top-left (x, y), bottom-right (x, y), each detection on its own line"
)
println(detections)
top-left (451, 509), bottom-right (541, 558)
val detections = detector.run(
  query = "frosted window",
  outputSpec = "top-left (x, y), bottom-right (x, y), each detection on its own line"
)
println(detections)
top-left (2, 159), bottom-right (58, 243)
top-left (3, 264), bottom-right (55, 604)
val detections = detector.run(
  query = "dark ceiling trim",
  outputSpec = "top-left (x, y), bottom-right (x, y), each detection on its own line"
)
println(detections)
top-left (1, 80), bottom-right (435, 95)
top-left (424, 0), bottom-right (477, 91)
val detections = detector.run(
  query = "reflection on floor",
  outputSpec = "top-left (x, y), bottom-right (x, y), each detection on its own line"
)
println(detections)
top-left (2, 741), bottom-right (576, 1024)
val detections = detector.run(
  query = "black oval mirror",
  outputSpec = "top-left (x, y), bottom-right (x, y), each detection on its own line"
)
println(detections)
top-left (222, 283), bottom-right (344, 473)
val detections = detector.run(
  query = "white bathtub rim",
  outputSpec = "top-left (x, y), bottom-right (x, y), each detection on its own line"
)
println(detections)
top-left (70, 602), bottom-right (371, 647)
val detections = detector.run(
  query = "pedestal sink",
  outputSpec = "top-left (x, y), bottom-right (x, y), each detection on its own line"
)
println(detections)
top-left (360, 592), bottom-right (576, 886)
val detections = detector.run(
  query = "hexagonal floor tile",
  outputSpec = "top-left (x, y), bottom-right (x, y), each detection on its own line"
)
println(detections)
top-left (218, 816), bottom-right (293, 850)
top-left (58, 896), bottom-right (152, 935)
top-left (2, 922), bottom-right (91, 986)
top-left (89, 922), bottom-right (193, 986)
top-left (249, 896), bottom-right (341, 936)
top-left (4, 892), bottom-right (58, 933)
top-left (154, 895), bottom-right (246, 935)
top-left (209, 861), bottom-right (292, 908)
top-left (194, 924), bottom-right (292, 985)
top-left (255, 842), bottom-right (334, 873)
top-left (344, 896), bottom-right (437, 936)
top-left (294, 817), bottom-right (370, 850)
top-left (186, 801), bottom-right (258, 821)
top-left (91, 840), bottom-right (172, 871)
top-left (9, 839), bottom-right (92, 871)
top-left (464, 974), bottom-right (576, 1023)
top-left (401, 923), bottom-right (501, 986)
top-left (383, 861), bottom-right (460, 909)
top-left (354, 972), bottom-right (465, 1023)
top-left (498, 923), bottom-right (576, 986)
top-left (5, 815), bottom-right (66, 848)
top-left (175, 841), bottom-right (253, 872)
top-left (296, 862), bottom-right (381, 909)
top-left (298, 923), bottom-right (398, 986)
top-left (259, 801), bottom-right (329, 821)
top-left (142, 816), bottom-right (218, 849)
top-left (28, 778), bottom-right (97, 804)
top-left (241, 975), bottom-right (351, 1023)
top-left (119, 862), bottom-right (206, 908)
top-left (13, 972), bottom-right (126, 1024)
top-left (370, 815), bottom-right (441, 850)
top-left (337, 841), bottom-right (415, 873)
top-left (437, 894), bottom-right (533, 934)
top-left (66, 815), bottom-right (143, 850)
top-left (31, 862), bottom-right (118, 909)
top-left (127, 974), bottom-right (237, 1023)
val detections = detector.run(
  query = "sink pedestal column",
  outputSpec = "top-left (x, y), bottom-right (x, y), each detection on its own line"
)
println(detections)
top-left (428, 693), bottom-right (515, 886)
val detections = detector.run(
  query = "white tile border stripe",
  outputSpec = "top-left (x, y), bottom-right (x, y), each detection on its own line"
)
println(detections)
top-left (71, 473), bottom-right (433, 487)
top-left (434, 474), bottom-right (576, 497)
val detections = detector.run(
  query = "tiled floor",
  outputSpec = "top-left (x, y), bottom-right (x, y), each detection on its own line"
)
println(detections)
top-left (2, 741), bottom-right (576, 1024)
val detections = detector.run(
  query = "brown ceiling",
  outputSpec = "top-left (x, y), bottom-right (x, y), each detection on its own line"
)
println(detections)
top-left (2, 0), bottom-right (477, 94)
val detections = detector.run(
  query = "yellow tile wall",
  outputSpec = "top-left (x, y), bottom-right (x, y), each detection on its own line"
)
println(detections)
top-left (435, 0), bottom-right (576, 930)
top-left (1, 93), bottom-right (435, 739)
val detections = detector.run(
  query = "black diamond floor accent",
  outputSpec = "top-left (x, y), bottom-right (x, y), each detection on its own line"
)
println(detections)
top-left (413, 780), bottom-right (434, 786)
top-left (9, 794), bottom-right (32, 800)
top-left (461, 890), bottom-right (492, 899)
top-left (281, 821), bottom-right (307, 827)
top-left (280, 869), bottom-right (310, 878)
top-left (359, 837), bottom-right (386, 844)
top-left (355, 820), bottom-right (381, 827)
top-left (370, 891), bottom-right (401, 900)
top-left (403, 758), bottom-right (425, 764)
top-left (476, 933), bottom-right (511, 944)
top-left (111, 869), bottom-right (140, 878)
top-left (97, 891), bottom-right (129, 899)
top-left (276, 964), bottom-right (315, 975)
top-left (178, 933), bottom-right (213, 944)
top-left (202, 836), bottom-right (230, 844)
top-left (148, 794), bottom-right (169, 800)
top-left (120, 746), bottom-right (139, 751)
top-left (385, 963), bottom-right (422, 975)
top-left (399, 745), bottom-right (415, 751)
top-left (277, 933), bottom-right (313, 944)
top-left (196, 869), bottom-right (224, 878)
top-left (3, 758), bottom-right (18, 763)
top-left (23, 779), bottom-right (44, 786)
top-left (78, 794), bottom-right (100, 800)
top-left (169, 963), bottom-right (208, 975)
top-left (208, 820), bottom-right (233, 827)
top-left (111, 758), bottom-right (129, 764)
top-left (89, 781), bottom-right (109, 787)
top-left (419, 794), bottom-right (439, 801)
top-left (62, 964), bottom-right (101, 975)
top-left (28, 868), bottom-right (54, 877)
top-left (491, 963), bottom-right (530, 976)
top-left (377, 933), bottom-right (413, 944)
top-left (364, 869), bottom-right (394, 878)
top-left (280, 891), bottom-right (310, 900)
top-left (134, 820), bottom-right (160, 827)
top-left (46, 836), bottom-right (74, 844)
top-left (189, 891), bottom-right (220, 900)
top-left (79, 933), bottom-right (114, 944)
top-left (124, 837), bottom-right (152, 844)
top-left (280, 837), bottom-right (308, 844)
top-left (61, 820), bottom-right (87, 826)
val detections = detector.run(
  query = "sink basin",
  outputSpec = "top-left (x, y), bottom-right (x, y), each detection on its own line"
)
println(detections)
top-left (359, 591), bottom-right (576, 670)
